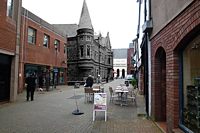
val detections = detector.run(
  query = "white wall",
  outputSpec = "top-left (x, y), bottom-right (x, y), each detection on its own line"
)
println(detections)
top-left (113, 59), bottom-right (127, 78)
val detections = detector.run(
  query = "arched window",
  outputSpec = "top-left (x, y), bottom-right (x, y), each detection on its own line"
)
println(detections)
top-left (80, 45), bottom-right (84, 57)
top-left (87, 45), bottom-right (90, 57)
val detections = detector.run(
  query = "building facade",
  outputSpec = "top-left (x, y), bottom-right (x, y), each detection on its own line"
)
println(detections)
top-left (54, 0), bottom-right (113, 84)
top-left (19, 8), bottom-right (67, 92)
top-left (140, 0), bottom-right (200, 132)
top-left (112, 49), bottom-right (127, 79)
top-left (127, 43), bottom-right (135, 75)
top-left (0, 0), bottom-right (22, 102)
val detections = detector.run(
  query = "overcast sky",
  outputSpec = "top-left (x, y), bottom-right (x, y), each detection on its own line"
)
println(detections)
top-left (22, 0), bottom-right (139, 49)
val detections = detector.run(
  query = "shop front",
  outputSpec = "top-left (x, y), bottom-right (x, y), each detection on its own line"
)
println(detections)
top-left (180, 34), bottom-right (200, 132)
top-left (25, 64), bottom-right (66, 90)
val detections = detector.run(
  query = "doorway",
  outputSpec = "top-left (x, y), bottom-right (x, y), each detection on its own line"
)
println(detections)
top-left (0, 54), bottom-right (11, 102)
top-left (154, 47), bottom-right (166, 122)
top-left (122, 69), bottom-right (125, 78)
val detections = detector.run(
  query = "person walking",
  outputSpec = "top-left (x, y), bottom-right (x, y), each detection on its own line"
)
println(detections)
top-left (85, 75), bottom-right (94, 88)
top-left (45, 72), bottom-right (50, 91)
top-left (26, 73), bottom-right (36, 101)
top-left (38, 74), bottom-right (43, 90)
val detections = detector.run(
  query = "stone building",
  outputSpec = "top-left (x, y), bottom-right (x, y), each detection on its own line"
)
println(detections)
top-left (139, 0), bottom-right (200, 132)
top-left (54, 0), bottom-right (113, 83)
top-left (0, 0), bottom-right (22, 102)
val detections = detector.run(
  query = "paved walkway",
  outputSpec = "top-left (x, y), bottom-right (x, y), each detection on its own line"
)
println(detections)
top-left (0, 79), bottom-right (163, 133)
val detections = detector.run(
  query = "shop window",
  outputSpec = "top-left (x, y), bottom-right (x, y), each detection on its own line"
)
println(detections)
top-left (43, 34), bottom-right (49, 48)
top-left (28, 27), bottom-right (36, 44)
top-left (182, 35), bottom-right (200, 132)
top-left (7, 0), bottom-right (13, 18)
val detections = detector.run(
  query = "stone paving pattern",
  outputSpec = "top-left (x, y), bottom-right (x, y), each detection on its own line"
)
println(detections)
top-left (0, 79), bottom-right (163, 133)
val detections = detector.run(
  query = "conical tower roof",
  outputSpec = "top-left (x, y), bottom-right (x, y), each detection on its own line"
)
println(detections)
top-left (78, 0), bottom-right (93, 30)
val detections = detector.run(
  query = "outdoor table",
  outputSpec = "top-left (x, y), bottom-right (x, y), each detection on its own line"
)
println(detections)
top-left (93, 88), bottom-right (100, 93)
top-left (114, 86), bottom-right (129, 106)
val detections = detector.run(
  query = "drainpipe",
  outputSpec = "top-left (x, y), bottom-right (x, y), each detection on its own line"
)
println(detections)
top-left (147, 0), bottom-right (152, 117)
top-left (137, 0), bottom-right (141, 39)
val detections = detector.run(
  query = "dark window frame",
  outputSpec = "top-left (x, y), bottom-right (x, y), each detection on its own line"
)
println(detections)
top-left (80, 45), bottom-right (84, 57)
top-left (87, 45), bottom-right (90, 57)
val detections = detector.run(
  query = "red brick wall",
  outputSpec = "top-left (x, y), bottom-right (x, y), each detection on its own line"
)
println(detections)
top-left (18, 15), bottom-right (67, 92)
top-left (151, 1), bottom-right (200, 132)
top-left (127, 48), bottom-right (134, 74)
top-left (0, 0), bottom-right (17, 53)
top-left (139, 66), bottom-right (144, 94)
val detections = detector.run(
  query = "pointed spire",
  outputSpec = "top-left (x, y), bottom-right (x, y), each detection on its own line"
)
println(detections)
top-left (78, 0), bottom-right (93, 30)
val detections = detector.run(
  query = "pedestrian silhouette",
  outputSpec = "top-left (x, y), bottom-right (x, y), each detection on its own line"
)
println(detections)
top-left (25, 73), bottom-right (36, 101)
top-left (85, 75), bottom-right (93, 88)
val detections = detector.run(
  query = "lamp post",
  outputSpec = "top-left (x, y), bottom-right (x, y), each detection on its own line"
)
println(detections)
top-left (54, 41), bottom-right (58, 89)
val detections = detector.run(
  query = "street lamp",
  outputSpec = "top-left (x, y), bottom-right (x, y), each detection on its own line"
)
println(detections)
top-left (54, 40), bottom-right (58, 89)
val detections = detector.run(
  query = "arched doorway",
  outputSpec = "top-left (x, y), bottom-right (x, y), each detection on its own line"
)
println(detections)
top-left (154, 47), bottom-right (166, 122)
top-left (122, 69), bottom-right (125, 78)
top-left (117, 69), bottom-right (120, 78)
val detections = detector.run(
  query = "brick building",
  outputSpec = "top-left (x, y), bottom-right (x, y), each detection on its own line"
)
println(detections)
top-left (54, 0), bottom-right (113, 83)
top-left (140, 0), bottom-right (200, 132)
top-left (18, 8), bottom-right (67, 92)
top-left (127, 43), bottom-right (135, 75)
top-left (0, 0), bottom-right (22, 102)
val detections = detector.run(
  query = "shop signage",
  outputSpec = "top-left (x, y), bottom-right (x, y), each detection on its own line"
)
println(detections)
top-left (54, 68), bottom-right (58, 72)
top-left (93, 93), bottom-right (107, 121)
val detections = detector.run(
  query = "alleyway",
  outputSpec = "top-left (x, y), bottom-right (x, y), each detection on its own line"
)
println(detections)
top-left (0, 79), bottom-right (162, 133)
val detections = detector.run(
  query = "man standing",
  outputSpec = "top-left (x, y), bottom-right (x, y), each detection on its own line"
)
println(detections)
top-left (26, 73), bottom-right (36, 101)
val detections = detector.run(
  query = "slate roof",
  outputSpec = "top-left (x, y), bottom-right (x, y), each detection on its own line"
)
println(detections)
top-left (53, 24), bottom-right (78, 37)
top-left (94, 33), bottom-right (111, 49)
top-left (112, 49), bottom-right (128, 59)
top-left (78, 0), bottom-right (93, 30)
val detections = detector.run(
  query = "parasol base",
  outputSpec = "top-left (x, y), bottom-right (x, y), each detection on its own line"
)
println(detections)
top-left (72, 109), bottom-right (84, 115)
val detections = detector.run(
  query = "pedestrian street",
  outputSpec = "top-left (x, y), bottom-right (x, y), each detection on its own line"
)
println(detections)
top-left (0, 79), bottom-right (163, 133)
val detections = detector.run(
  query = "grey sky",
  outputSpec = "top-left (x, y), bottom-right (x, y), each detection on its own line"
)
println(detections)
top-left (22, 0), bottom-right (138, 49)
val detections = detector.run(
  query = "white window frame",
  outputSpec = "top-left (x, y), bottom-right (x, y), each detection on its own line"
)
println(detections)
top-left (28, 27), bottom-right (36, 44)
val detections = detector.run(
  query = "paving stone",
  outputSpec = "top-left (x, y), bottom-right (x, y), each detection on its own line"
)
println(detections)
top-left (0, 79), bottom-right (163, 133)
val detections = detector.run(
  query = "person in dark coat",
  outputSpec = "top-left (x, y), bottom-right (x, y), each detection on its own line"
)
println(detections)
top-left (26, 73), bottom-right (36, 101)
top-left (45, 72), bottom-right (50, 91)
top-left (38, 74), bottom-right (43, 89)
top-left (85, 75), bottom-right (94, 88)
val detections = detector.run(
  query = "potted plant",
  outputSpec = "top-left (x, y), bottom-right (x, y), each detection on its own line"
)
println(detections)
top-left (131, 78), bottom-right (137, 89)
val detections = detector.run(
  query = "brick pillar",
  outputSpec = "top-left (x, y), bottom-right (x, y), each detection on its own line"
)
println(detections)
top-left (166, 51), bottom-right (180, 132)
